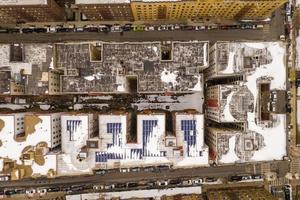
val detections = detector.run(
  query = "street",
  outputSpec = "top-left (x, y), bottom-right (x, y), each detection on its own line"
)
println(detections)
top-left (0, 8), bottom-right (284, 43)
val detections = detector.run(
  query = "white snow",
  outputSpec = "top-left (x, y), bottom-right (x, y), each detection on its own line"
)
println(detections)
top-left (0, 104), bottom-right (29, 110)
top-left (221, 51), bottom-right (235, 74)
top-left (190, 75), bottom-right (203, 91)
top-left (223, 91), bottom-right (236, 122)
top-left (160, 68), bottom-right (178, 86)
top-left (296, 33), bottom-right (300, 70)
top-left (244, 43), bottom-right (266, 49)
top-left (49, 57), bottom-right (54, 69)
top-left (219, 135), bottom-right (239, 163)
top-left (219, 42), bottom-right (287, 163)
top-left (84, 76), bottom-right (95, 81)
top-left (39, 105), bottom-right (51, 110)
top-left (203, 42), bottom-right (208, 67)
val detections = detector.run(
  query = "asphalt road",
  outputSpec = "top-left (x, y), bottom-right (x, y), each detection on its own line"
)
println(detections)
top-left (0, 8), bottom-right (284, 43)
top-left (0, 161), bottom-right (290, 189)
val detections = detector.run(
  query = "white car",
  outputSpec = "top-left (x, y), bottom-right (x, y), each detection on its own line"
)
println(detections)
top-left (195, 26), bottom-right (206, 30)
top-left (145, 26), bottom-right (155, 31)
top-left (120, 168), bottom-right (130, 173)
top-left (37, 188), bottom-right (47, 196)
top-left (192, 178), bottom-right (203, 185)
top-left (111, 25), bottom-right (122, 32)
top-left (157, 180), bottom-right (168, 186)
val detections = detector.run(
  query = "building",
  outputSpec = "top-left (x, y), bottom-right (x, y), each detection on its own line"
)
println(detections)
top-left (75, 0), bottom-right (133, 21)
top-left (206, 84), bottom-right (254, 123)
top-left (24, 112), bottom-right (63, 149)
top-left (130, 0), bottom-right (285, 21)
top-left (173, 111), bottom-right (209, 167)
top-left (205, 41), bottom-right (272, 79)
top-left (0, 43), bottom-right (62, 95)
top-left (205, 42), bottom-right (287, 164)
top-left (57, 41), bottom-right (207, 94)
top-left (0, 112), bottom-right (57, 179)
top-left (58, 113), bottom-right (97, 175)
top-left (0, 0), bottom-right (66, 24)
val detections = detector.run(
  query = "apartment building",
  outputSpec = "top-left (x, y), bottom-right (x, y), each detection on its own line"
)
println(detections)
top-left (75, 0), bottom-right (133, 21)
top-left (0, 112), bottom-right (30, 136)
top-left (205, 41), bottom-right (272, 79)
top-left (24, 112), bottom-right (63, 149)
top-left (130, 0), bottom-right (285, 21)
top-left (205, 126), bottom-right (239, 162)
top-left (206, 84), bottom-right (254, 123)
top-left (0, 0), bottom-right (66, 24)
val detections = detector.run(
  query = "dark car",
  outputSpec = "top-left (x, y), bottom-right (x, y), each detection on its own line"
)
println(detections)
top-left (8, 28), bottom-right (20, 33)
top-left (34, 28), bottom-right (47, 33)
top-left (0, 29), bottom-right (8, 33)
top-left (84, 26), bottom-right (98, 32)
top-left (95, 169), bottom-right (106, 175)
top-left (143, 166), bottom-right (155, 172)
top-left (168, 179), bottom-right (181, 185)
top-left (21, 28), bottom-right (34, 33)
top-left (127, 182), bottom-right (138, 188)
top-left (205, 177), bottom-right (217, 182)
top-left (283, 184), bottom-right (292, 200)
top-left (181, 25), bottom-right (194, 31)
top-left (56, 27), bottom-right (73, 33)
top-left (115, 183), bottom-right (126, 189)
top-left (47, 187), bottom-right (60, 192)
top-left (4, 190), bottom-right (17, 196)
top-left (230, 175), bottom-right (243, 182)
top-left (122, 24), bottom-right (132, 31)
top-left (286, 104), bottom-right (292, 113)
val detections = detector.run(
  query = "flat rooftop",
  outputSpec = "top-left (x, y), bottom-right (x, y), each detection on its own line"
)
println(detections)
top-left (0, 0), bottom-right (47, 5)
top-left (57, 41), bottom-right (207, 93)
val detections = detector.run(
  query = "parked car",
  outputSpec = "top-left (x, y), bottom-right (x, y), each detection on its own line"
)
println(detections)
top-left (145, 26), bottom-right (155, 31)
top-left (37, 188), bottom-right (47, 196)
top-left (251, 174), bottom-right (263, 179)
top-left (242, 175), bottom-right (252, 180)
top-left (205, 177), bottom-right (217, 182)
top-left (47, 26), bottom-right (57, 33)
top-left (195, 26), bottom-right (206, 30)
top-left (0, 28), bottom-right (8, 33)
top-left (83, 25), bottom-right (98, 32)
top-left (133, 25), bottom-right (144, 32)
top-left (120, 168), bottom-right (130, 173)
top-left (157, 180), bottom-right (168, 186)
top-left (122, 24), bottom-right (132, 31)
top-left (95, 169), bottom-right (107, 175)
top-left (158, 25), bottom-right (168, 31)
top-left (127, 182), bottom-right (138, 188)
top-left (21, 28), bottom-right (34, 33)
top-left (192, 178), bottom-right (203, 185)
top-left (115, 183), bottom-right (126, 189)
top-left (56, 27), bottom-right (73, 33)
top-left (33, 28), bottom-right (47, 33)
top-left (8, 28), bottom-right (20, 33)
top-left (0, 176), bottom-right (9, 181)
top-left (182, 179), bottom-right (193, 186)
top-left (130, 167), bottom-right (140, 172)
top-left (75, 27), bottom-right (84, 32)
top-left (168, 179), bottom-right (181, 185)
top-left (143, 166), bottom-right (155, 172)
top-left (111, 24), bottom-right (123, 32)
top-left (99, 25), bottom-right (110, 32)
top-left (230, 175), bottom-right (243, 182)
top-left (286, 104), bottom-right (292, 113)
top-left (181, 25), bottom-right (194, 31)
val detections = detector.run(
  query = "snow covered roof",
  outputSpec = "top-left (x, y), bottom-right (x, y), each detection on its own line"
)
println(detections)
top-left (211, 42), bottom-right (287, 163)
top-left (0, 0), bottom-right (47, 5)
top-left (0, 113), bottom-right (56, 177)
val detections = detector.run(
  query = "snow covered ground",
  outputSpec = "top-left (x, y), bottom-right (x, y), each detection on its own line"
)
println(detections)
top-left (219, 42), bottom-right (287, 163)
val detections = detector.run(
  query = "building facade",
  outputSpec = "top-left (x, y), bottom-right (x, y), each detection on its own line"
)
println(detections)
top-left (130, 0), bottom-right (285, 21)
top-left (75, 0), bottom-right (133, 21)
top-left (0, 0), bottom-right (66, 24)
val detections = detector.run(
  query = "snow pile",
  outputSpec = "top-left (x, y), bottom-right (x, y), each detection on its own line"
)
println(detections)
top-left (222, 91), bottom-right (236, 122)
top-left (160, 68), bottom-right (179, 86)
top-left (219, 136), bottom-right (239, 163)
top-left (221, 51), bottom-right (235, 74)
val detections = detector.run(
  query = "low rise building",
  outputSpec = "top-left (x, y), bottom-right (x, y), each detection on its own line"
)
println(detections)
top-left (0, 43), bottom-right (62, 95)
top-left (57, 41), bottom-right (207, 94)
